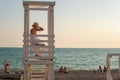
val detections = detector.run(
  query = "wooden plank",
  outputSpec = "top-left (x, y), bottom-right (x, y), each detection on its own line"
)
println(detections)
top-left (23, 1), bottom-right (55, 6)
top-left (24, 60), bottom-right (55, 65)
top-left (29, 8), bottom-right (48, 11)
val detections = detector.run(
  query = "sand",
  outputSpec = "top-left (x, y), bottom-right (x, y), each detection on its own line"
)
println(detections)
top-left (55, 69), bottom-right (120, 80)
top-left (0, 69), bottom-right (120, 80)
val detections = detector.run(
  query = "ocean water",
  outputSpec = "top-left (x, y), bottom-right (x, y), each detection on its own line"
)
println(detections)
top-left (0, 48), bottom-right (120, 70)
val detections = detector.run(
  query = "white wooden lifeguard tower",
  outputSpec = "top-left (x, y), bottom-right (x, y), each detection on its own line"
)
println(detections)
top-left (23, 1), bottom-right (55, 80)
top-left (106, 53), bottom-right (120, 80)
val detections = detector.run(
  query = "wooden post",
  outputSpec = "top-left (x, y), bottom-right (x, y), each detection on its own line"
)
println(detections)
top-left (106, 54), bottom-right (113, 80)
top-left (23, 4), bottom-right (29, 80)
top-left (119, 55), bottom-right (120, 79)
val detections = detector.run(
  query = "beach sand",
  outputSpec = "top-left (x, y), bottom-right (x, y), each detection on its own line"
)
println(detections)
top-left (55, 69), bottom-right (120, 80)
top-left (0, 69), bottom-right (120, 80)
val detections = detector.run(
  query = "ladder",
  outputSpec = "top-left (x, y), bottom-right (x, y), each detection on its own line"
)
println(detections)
top-left (30, 68), bottom-right (46, 80)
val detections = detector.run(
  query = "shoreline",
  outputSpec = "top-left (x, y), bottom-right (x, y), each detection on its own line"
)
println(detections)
top-left (0, 69), bottom-right (120, 80)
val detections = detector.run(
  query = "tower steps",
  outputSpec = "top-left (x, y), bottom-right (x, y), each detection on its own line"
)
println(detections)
top-left (30, 68), bottom-right (46, 80)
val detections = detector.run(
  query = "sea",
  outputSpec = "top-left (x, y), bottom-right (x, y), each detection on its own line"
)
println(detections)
top-left (0, 47), bottom-right (120, 70)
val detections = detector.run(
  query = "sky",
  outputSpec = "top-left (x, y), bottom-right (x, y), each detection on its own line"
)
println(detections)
top-left (1, 0), bottom-right (120, 48)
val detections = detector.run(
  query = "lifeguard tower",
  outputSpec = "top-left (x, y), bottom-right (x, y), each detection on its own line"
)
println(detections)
top-left (106, 53), bottom-right (120, 80)
top-left (23, 1), bottom-right (55, 80)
